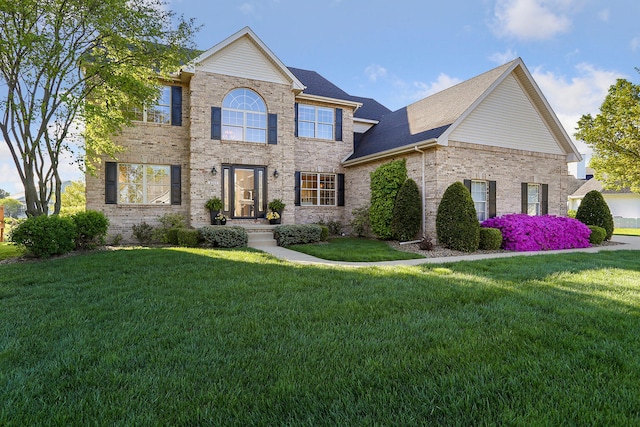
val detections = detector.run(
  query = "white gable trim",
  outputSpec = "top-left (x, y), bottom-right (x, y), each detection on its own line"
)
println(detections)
top-left (182, 27), bottom-right (305, 92)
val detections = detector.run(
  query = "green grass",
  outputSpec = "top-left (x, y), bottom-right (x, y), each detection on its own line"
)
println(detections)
top-left (287, 237), bottom-right (424, 261)
top-left (1, 248), bottom-right (640, 425)
top-left (0, 242), bottom-right (24, 261)
top-left (614, 228), bottom-right (640, 236)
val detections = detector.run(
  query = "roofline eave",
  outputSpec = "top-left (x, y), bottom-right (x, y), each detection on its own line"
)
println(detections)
top-left (342, 139), bottom-right (439, 167)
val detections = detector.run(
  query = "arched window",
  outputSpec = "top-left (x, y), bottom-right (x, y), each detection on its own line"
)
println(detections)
top-left (222, 88), bottom-right (267, 143)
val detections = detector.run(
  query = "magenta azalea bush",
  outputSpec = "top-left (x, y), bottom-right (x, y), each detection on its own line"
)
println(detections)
top-left (481, 214), bottom-right (591, 251)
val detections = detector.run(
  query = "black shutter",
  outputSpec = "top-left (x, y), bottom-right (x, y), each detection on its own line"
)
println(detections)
top-left (337, 173), bottom-right (345, 206)
top-left (171, 86), bottom-right (182, 126)
top-left (170, 165), bottom-right (181, 205)
top-left (294, 103), bottom-right (299, 137)
top-left (541, 184), bottom-right (548, 215)
top-left (488, 181), bottom-right (497, 218)
top-left (294, 171), bottom-right (301, 206)
top-left (268, 113), bottom-right (277, 145)
top-left (105, 162), bottom-right (117, 204)
top-left (463, 179), bottom-right (471, 193)
top-left (335, 108), bottom-right (343, 141)
top-left (521, 183), bottom-right (528, 214)
top-left (211, 106), bottom-right (221, 140)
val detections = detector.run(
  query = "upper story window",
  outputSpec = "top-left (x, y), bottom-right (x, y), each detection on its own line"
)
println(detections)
top-left (222, 89), bottom-right (267, 143)
top-left (133, 85), bottom-right (182, 126)
top-left (470, 180), bottom-right (488, 221)
top-left (298, 104), bottom-right (334, 140)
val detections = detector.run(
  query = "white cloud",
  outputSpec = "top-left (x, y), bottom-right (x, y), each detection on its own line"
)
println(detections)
top-left (489, 48), bottom-right (519, 65)
top-left (492, 0), bottom-right (572, 41)
top-left (412, 73), bottom-right (462, 99)
top-left (0, 143), bottom-right (23, 196)
top-left (531, 63), bottom-right (624, 149)
top-left (364, 64), bottom-right (388, 83)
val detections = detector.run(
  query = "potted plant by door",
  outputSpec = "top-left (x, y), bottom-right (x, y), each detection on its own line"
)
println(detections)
top-left (266, 210), bottom-right (280, 225)
top-left (214, 212), bottom-right (227, 225)
top-left (267, 199), bottom-right (285, 224)
top-left (205, 197), bottom-right (224, 225)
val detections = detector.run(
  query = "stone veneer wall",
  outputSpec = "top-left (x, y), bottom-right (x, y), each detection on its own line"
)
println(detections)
top-left (345, 140), bottom-right (571, 240)
top-left (86, 83), bottom-right (190, 241)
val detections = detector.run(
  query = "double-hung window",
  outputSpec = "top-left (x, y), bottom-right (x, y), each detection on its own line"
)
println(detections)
top-left (527, 183), bottom-right (541, 216)
top-left (134, 86), bottom-right (171, 124)
top-left (118, 164), bottom-right (171, 204)
top-left (471, 180), bottom-right (488, 221)
top-left (300, 173), bottom-right (336, 206)
top-left (222, 89), bottom-right (267, 143)
top-left (298, 104), bottom-right (334, 140)
top-left (521, 183), bottom-right (548, 215)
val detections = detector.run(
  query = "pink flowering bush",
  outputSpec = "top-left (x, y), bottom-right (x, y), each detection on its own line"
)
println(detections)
top-left (481, 214), bottom-right (591, 251)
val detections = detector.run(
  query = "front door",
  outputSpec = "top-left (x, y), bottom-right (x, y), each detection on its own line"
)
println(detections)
top-left (222, 165), bottom-right (267, 219)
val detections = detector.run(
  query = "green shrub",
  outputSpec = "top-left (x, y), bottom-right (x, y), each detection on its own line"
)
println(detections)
top-left (392, 178), bottom-right (421, 241)
top-left (370, 159), bottom-right (407, 239)
top-left (575, 190), bottom-right (614, 240)
top-left (176, 229), bottom-right (200, 247)
top-left (350, 206), bottom-right (371, 237)
top-left (319, 225), bottom-right (329, 241)
top-left (10, 215), bottom-right (76, 258)
top-left (154, 213), bottom-right (187, 243)
top-left (132, 222), bottom-right (155, 245)
top-left (200, 226), bottom-right (248, 248)
top-left (274, 224), bottom-right (323, 246)
top-left (72, 210), bottom-right (109, 250)
top-left (587, 225), bottom-right (607, 245)
top-left (166, 227), bottom-right (181, 245)
top-left (567, 209), bottom-right (577, 218)
top-left (479, 227), bottom-right (503, 250)
top-left (436, 181), bottom-right (480, 252)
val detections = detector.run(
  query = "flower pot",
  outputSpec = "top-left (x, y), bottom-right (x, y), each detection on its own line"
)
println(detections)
top-left (209, 210), bottom-right (219, 225)
top-left (269, 219), bottom-right (280, 225)
top-left (220, 219), bottom-right (227, 225)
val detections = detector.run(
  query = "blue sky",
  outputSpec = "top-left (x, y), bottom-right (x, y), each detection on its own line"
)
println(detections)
top-left (1, 0), bottom-right (639, 195)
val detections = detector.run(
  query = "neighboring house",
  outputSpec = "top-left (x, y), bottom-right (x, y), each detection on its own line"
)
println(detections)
top-left (569, 179), bottom-right (640, 228)
top-left (86, 27), bottom-right (582, 241)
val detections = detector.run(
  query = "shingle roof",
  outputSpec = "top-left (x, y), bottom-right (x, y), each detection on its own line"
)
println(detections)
top-left (570, 178), bottom-right (634, 197)
top-left (288, 67), bottom-right (391, 121)
top-left (347, 60), bottom-right (516, 161)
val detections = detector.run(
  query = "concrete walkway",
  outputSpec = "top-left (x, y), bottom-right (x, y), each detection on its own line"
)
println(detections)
top-left (254, 235), bottom-right (640, 267)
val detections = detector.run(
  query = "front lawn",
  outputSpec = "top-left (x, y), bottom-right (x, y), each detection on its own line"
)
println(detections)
top-left (1, 248), bottom-right (639, 425)
top-left (0, 242), bottom-right (24, 261)
top-left (287, 237), bottom-right (424, 261)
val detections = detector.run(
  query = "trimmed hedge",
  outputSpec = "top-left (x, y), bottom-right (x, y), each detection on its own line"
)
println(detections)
top-left (274, 224), bottom-right (323, 246)
top-left (479, 227), bottom-right (502, 250)
top-left (200, 226), bottom-right (248, 248)
top-left (588, 225), bottom-right (607, 245)
top-left (482, 214), bottom-right (591, 251)
top-left (72, 210), bottom-right (109, 250)
top-left (392, 178), bottom-right (422, 241)
top-left (575, 190), bottom-right (614, 240)
top-left (177, 229), bottom-right (200, 247)
top-left (436, 181), bottom-right (480, 252)
top-left (10, 215), bottom-right (76, 258)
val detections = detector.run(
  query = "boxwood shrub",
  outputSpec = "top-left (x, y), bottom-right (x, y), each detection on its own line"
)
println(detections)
top-left (587, 225), bottom-right (607, 245)
top-left (200, 226), bottom-right (248, 248)
top-left (575, 190), bottom-right (614, 240)
top-left (436, 181), bottom-right (480, 252)
top-left (177, 229), bottom-right (200, 247)
top-left (392, 178), bottom-right (422, 241)
top-left (10, 214), bottom-right (76, 258)
top-left (479, 227), bottom-right (503, 250)
top-left (72, 210), bottom-right (109, 250)
top-left (274, 224), bottom-right (323, 246)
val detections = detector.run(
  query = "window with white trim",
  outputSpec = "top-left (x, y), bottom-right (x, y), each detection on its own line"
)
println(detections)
top-left (300, 173), bottom-right (336, 206)
top-left (118, 164), bottom-right (171, 204)
top-left (133, 86), bottom-right (172, 124)
top-left (222, 88), bottom-right (267, 142)
top-left (527, 183), bottom-right (541, 216)
top-left (470, 180), bottom-right (488, 221)
top-left (298, 104), bottom-right (334, 140)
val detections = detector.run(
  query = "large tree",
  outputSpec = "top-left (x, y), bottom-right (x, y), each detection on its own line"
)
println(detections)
top-left (575, 78), bottom-right (640, 192)
top-left (0, 0), bottom-right (198, 216)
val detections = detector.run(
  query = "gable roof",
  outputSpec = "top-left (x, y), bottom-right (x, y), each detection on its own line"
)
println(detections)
top-left (346, 58), bottom-right (582, 165)
top-left (182, 27), bottom-right (306, 92)
top-left (569, 178), bottom-right (635, 198)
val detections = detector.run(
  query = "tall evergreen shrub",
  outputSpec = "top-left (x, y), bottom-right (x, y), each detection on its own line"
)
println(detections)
top-left (575, 190), bottom-right (614, 240)
top-left (392, 178), bottom-right (422, 241)
top-left (436, 181), bottom-right (480, 252)
top-left (369, 159), bottom-right (407, 239)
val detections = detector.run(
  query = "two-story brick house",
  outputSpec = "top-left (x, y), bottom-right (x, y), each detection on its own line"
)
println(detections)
top-left (86, 26), bottom-right (581, 241)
